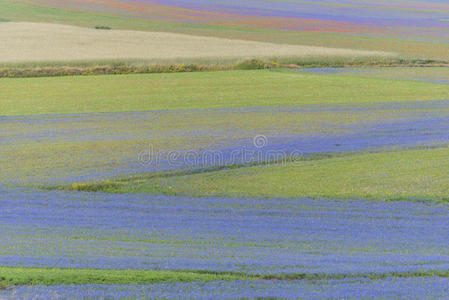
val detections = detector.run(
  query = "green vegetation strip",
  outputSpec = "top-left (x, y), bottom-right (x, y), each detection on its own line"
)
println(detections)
top-left (0, 58), bottom-right (446, 79)
top-left (0, 59), bottom-right (270, 79)
top-left (0, 62), bottom-right (233, 78)
top-left (2, 70), bottom-right (449, 116)
top-left (53, 146), bottom-right (449, 202)
top-left (0, 267), bottom-right (245, 288)
top-left (2, 267), bottom-right (449, 288)
top-left (46, 154), bottom-right (314, 193)
top-left (46, 149), bottom-right (413, 193)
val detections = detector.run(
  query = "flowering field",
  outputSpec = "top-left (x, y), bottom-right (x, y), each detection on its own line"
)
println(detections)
top-left (3, 0), bottom-right (449, 59)
top-left (1, 71), bottom-right (449, 185)
top-left (1, 0), bottom-right (449, 298)
top-left (1, 67), bottom-right (449, 297)
top-left (5, 278), bottom-right (449, 298)
top-left (2, 185), bottom-right (449, 297)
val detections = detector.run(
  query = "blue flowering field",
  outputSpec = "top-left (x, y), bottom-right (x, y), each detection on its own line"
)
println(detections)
top-left (1, 69), bottom-right (449, 298)
top-left (1, 0), bottom-right (449, 298)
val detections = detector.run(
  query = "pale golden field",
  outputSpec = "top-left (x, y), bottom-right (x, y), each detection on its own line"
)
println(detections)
top-left (0, 22), bottom-right (396, 63)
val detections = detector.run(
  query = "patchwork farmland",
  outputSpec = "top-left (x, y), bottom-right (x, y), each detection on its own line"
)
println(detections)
top-left (1, 0), bottom-right (449, 298)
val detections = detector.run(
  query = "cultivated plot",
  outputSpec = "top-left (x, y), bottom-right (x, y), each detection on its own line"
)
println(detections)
top-left (0, 22), bottom-right (393, 64)
top-left (1, 100), bottom-right (448, 185)
top-left (8, 0), bottom-right (449, 58)
top-left (1, 0), bottom-right (448, 292)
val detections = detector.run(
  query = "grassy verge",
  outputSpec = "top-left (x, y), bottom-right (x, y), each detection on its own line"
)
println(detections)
top-left (0, 62), bottom-right (233, 78)
top-left (50, 146), bottom-right (449, 202)
top-left (0, 267), bottom-right (246, 287)
top-left (2, 69), bottom-right (449, 117)
top-left (0, 57), bottom-right (446, 79)
top-left (2, 267), bottom-right (449, 288)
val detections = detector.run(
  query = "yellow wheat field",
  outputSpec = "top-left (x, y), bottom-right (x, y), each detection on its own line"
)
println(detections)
top-left (0, 22), bottom-right (396, 63)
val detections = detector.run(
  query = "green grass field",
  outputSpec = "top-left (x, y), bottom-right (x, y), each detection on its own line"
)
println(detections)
top-left (2, 0), bottom-right (449, 297)
top-left (2, 70), bottom-right (449, 116)
top-left (3, 266), bottom-right (449, 289)
top-left (0, 267), bottom-right (246, 288)
top-left (67, 146), bottom-right (449, 202)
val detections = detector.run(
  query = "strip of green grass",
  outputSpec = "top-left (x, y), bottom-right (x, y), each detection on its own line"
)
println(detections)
top-left (2, 267), bottom-right (449, 288)
top-left (1, 58), bottom-right (446, 79)
top-left (46, 154), bottom-right (311, 193)
top-left (63, 146), bottom-right (449, 202)
top-left (2, 70), bottom-right (449, 116)
top-left (0, 267), bottom-right (246, 288)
